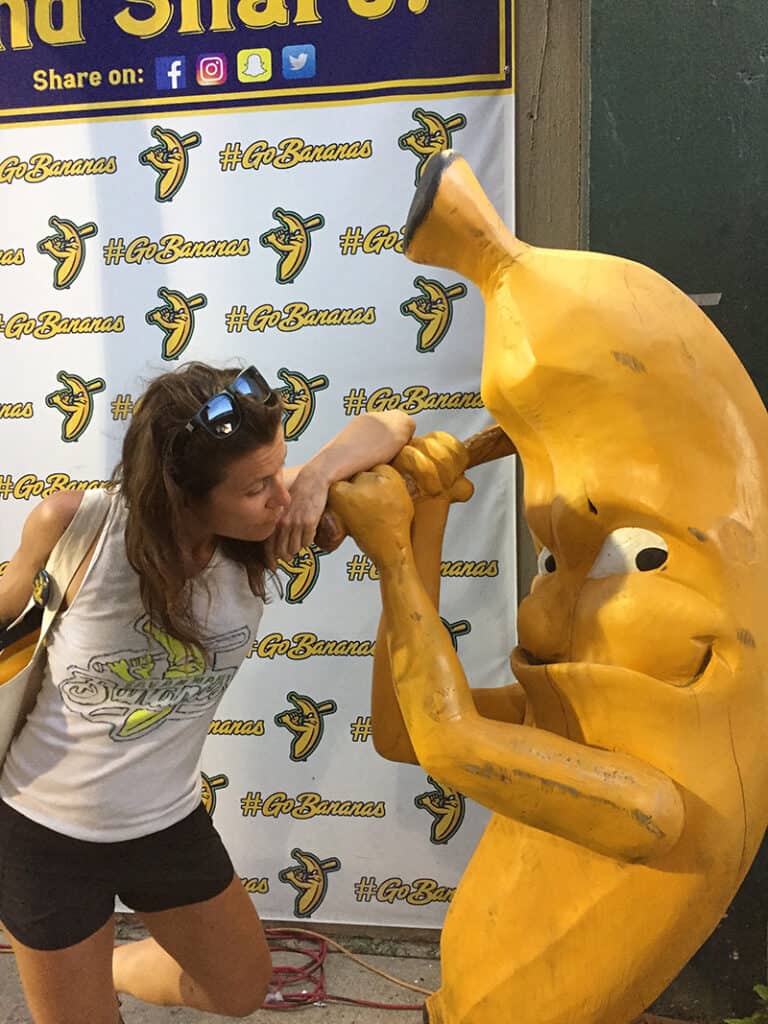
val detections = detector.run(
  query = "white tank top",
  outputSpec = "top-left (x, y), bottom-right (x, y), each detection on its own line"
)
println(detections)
top-left (0, 493), bottom-right (263, 841)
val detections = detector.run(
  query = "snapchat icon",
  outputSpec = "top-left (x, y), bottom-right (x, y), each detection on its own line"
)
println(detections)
top-left (238, 48), bottom-right (272, 84)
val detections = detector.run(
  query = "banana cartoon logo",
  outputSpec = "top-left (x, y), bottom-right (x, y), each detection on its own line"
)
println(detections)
top-left (398, 108), bottom-right (467, 183)
top-left (259, 208), bottom-right (325, 284)
top-left (415, 776), bottom-right (466, 845)
top-left (400, 276), bottom-right (467, 353)
top-left (139, 126), bottom-right (201, 203)
top-left (277, 368), bottom-right (329, 441)
top-left (274, 691), bottom-right (338, 762)
top-left (201, 772), bottom-right (229, 815)
top-left (37, 216), bottom-right (97, 290)
top-left (276, 544), bottom-right (329, 604)
top-left (145, 287), bottom-right (208, 361)
top-left (278, 848), bottom-right (341, 919)
top-left (45, 370), bottom-right (106, 442)
top-left (441, 617), bottom-right (471, 652)
top-left (58, 616), bottom-right (250, 741)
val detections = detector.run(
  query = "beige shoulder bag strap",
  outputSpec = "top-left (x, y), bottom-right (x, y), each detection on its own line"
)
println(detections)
top-left (0, 487), bottom-right (112, 765)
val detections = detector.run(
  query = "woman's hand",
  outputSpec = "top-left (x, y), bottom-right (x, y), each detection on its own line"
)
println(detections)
top-left (265, 464), bottom-right (329, 565)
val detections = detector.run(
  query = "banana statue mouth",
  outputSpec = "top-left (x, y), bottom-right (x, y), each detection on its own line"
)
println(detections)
top-left (512, 643), bottom-right (714, 689)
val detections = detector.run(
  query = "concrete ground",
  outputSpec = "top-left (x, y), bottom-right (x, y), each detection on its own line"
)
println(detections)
top-left (0, 919), bottom-right (440, 1024)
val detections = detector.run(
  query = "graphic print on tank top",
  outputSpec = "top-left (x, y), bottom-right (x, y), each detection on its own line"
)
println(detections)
top-left (57, 614), bottom-right (252, 741)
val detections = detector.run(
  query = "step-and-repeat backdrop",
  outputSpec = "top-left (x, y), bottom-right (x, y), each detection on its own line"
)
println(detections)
top-left (0, 1), bottom-right (516, 927)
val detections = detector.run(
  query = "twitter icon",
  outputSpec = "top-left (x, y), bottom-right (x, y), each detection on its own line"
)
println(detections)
top-left (282, 44), bottom-right (316, 79)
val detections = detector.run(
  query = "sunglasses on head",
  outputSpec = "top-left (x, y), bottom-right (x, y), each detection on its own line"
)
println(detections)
top-left (185, 366), bottom-right (278, 439)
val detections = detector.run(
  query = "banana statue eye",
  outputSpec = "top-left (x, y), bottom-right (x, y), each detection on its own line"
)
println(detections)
top-left (537, 547), bottom-right (557, 575)
top-left (587, 528), bottom-right (669, 579)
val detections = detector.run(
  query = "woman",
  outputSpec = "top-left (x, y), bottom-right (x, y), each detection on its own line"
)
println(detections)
top-left (0, 361), bottom-right (414, 1024)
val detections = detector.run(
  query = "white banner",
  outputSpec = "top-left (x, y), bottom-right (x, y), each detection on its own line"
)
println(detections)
top-left (0, 2), bottom-right (515, 927)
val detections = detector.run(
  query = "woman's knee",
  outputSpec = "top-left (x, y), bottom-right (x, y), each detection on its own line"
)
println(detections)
top-left (200, 950), bottom-right (272, 1018)
top-left (208, 971), bottom-right (271, 1018)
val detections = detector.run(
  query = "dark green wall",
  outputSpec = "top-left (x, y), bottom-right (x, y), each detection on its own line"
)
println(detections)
top-left (590, 0), bottom-right (768, 400)
top-left (589, 4), bottom-right (768, 1019)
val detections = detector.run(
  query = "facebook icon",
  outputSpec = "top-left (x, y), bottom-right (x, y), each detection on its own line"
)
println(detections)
top-left (156, 56), bottom-right (186, 90)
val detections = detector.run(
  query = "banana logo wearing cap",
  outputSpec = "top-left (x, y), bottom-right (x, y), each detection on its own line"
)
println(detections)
top-left (276, 545), bottom-right (328, 604)
top-left (329, 150), bottom-right (768, 1024)
top-left (146, 287), bottom-right (208, 361)
top-left (278, 848), bottom-right (341, 918)
top-left (400, 276), bottom-right (467, 354)
top-left (415, 776), bottom-right (466, 845)
top-left (274, 691), bottom-right (338, 762)
top-left (139, 126), bottom-right (201, 203)
top-left (201, 772), bottom-right (229, 815)
top-left (260, 208), bottom-right (325, 285)
top-left (45, 371), bottom-right (106, 442)
top-left (37, 216), bottom-right (97, 290)
top-left (398, 108), bottom-right (467, 183)
top-left (277, 367), bottom-right (329, 441)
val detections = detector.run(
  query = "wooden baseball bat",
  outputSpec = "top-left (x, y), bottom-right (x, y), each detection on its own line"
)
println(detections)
top-left (314, 424), bottom-right (518, 552)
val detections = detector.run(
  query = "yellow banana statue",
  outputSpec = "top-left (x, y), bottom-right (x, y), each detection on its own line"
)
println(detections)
top-left (329, 150), bottom-right (768, 1024)
top-left (37, 216), bottom-right (97, 289)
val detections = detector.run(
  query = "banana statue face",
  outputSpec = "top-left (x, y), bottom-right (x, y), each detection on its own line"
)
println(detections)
top-left (400, 276), bottom-right (467, 352)
top-left (139, 126), bottom-right (201, 203)
top-left (274, 691), bottom-right (337, 762)
top-left (145, 287), bottom-right (207, 360)
top-left (45, 371), bottom-right (106, 442)
top-left (260, 208), bottom-right (324, 284)
top-left (401, 152), bottom-right (768, 1024)
top-left (37, 216), bottom-right (97, 289)
top-left (278, 848), bottom-right (341, 918)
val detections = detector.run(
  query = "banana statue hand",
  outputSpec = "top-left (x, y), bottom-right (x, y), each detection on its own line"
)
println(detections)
top-left (386, 150), bottom-right (768, 1024)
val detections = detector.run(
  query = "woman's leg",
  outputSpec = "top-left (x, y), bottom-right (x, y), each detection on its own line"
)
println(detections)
top-left (6, 916), bottom-right (121, 1024)
top-left (113, 874), bottom-right (272, 1017)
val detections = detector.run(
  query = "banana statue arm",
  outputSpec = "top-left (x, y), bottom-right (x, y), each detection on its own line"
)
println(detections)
top-left (372, 496), bottom-right (526, 764)
top-left (376, 522), bottom-right (684, 861)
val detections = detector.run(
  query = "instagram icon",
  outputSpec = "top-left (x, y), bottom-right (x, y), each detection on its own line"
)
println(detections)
top-left (196, 54), bottom-right (227, 86)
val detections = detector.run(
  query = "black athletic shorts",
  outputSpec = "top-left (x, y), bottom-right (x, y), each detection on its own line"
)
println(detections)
top-left (0, 799), bottom-right (234, 951)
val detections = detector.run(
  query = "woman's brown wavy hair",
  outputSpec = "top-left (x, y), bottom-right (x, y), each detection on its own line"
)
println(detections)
top-left (111, 362), bottom-right (284, 654)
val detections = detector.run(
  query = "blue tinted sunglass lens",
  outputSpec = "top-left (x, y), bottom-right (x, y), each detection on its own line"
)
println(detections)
top-left (232, 370), bottom-right (268, 399)
top-left (202, 393), bottom-right (238, 435)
